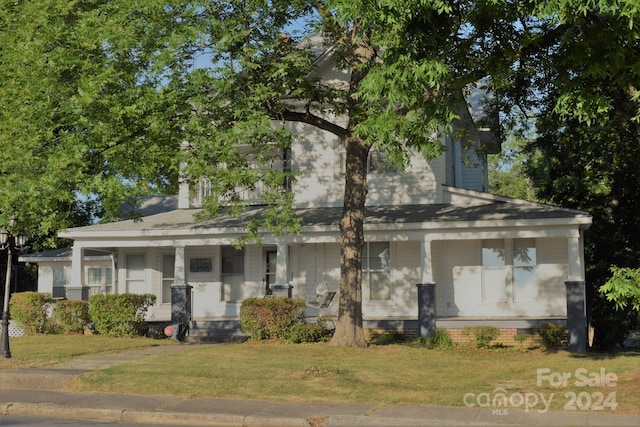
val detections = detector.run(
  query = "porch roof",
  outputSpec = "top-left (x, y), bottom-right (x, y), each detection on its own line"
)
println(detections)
top-left (19, 247), bottom-right (114, 263)
top-left (59, 200), bottom-right (591, 239)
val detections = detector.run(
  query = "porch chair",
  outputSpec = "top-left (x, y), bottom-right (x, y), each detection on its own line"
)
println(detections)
top-left (307, 291), bottom-right (336, 309)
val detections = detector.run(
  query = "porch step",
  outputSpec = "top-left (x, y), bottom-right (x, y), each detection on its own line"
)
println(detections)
top-left (184, 320), bottom-right (247, 344)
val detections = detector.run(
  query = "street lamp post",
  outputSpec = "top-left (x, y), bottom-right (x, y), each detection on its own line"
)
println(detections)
top-left (1, 218), bottom-right (26, 359)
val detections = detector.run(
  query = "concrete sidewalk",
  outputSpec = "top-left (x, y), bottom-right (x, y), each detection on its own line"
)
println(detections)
top-left (0, 344), bottom-right (638, 426)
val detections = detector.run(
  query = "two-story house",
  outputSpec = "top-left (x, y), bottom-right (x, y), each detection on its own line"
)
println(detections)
top-left (20, 39), bottom-right (591, 345)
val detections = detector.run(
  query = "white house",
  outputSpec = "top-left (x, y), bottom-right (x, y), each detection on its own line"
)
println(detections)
top-left (20, 40), bottom-right (592, 345)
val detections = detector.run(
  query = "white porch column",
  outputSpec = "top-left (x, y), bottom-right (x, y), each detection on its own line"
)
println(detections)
top-left (275, 243), bottom-right (288, 287)
top-left (68, 245), bottom-right (87, 300)
top-left (567, 233), bottom-right (584, 281)
top-left (420, 239), bottom-right (434, 285)
top-left (173, 246), bottom-right (186, 286)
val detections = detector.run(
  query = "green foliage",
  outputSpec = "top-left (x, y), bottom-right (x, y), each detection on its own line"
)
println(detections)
top-left (88, 294), bottom-right (156, 337)
top-left (513, 334), bottom-right (529, 348)
top-left (53, 300), bottom-right (91, 334)
top-left (286, 323), bottom-right (332, 344)
top-left (600, 266), bottom-right (640, 311)
top-left (10, 292), bottom-right (56, 334)
top-left (535, 323), bottom-right (567, 350)
top-left (462, 326), bottom-right (500, 348)
top-left (369, 332), bottom-right (405, 345)
top-left (429, 328), bottom-right (453, 348)
top-left (239, 297), bottom-right (306, 341)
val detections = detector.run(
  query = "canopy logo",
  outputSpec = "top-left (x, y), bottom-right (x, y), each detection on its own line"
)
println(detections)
top-left (463, 368), bottom-right (618, 416)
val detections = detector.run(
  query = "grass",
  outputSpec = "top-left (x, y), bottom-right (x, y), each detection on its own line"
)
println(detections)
top-left (0, 335), bottom-right (174, 370)
top-left (2, 335), bottom-right (639, 415)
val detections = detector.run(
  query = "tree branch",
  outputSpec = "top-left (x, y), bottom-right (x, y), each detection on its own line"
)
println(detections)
top-left (281, 109), bottom-right (349, 139)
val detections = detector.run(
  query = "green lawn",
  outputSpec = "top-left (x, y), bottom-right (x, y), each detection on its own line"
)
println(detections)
top-left (0, 335), bottom-right (173, 370)
top-left (2, 336), bottom-right (639, 415)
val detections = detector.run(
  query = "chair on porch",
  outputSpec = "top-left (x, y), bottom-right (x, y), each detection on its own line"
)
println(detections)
top-left (307, 291), bottom-right (336, 309)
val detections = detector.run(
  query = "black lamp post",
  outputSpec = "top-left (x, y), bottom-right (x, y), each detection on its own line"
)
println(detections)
top-left (1, 217), bottom-right (26, 359)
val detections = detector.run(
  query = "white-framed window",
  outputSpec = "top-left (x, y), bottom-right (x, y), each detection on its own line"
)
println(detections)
top-left (221, 246), bottom-right (244, 302)
top-left (52, 266), bottom-right (66, 299)
top-left (162, 254), bottom-right (175, 304)
top-left (86, 266), bottom-right (113, 297)
top-left (363, 242), bottom-right (391, 300)
top-left (513, 239), bottom-right (538, 301)
top-left (338, 143), bottom-right (398, 175)
top-left (125, 254), bottom-right (146, 294)
top-left (481, 239), bottom-right (538, 302)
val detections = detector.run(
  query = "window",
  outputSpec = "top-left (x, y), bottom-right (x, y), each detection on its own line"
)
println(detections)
top-left (87, 266), bottom-right (113, 297)
top-left (513, 239), bottom-right (538, 301)
top-left (52, 267), bottom-right (66, 299)
top-left (162, 254), bottom-right (175, 304)
top-left (221, 246), bottom-right (244, 302)
top-left (190, 257), bottom-right (212, 273)
top-left (481, 239), bottom-right (537, 302)
top-left (339, 146), bottom-right (398, 174)
top-left (363, 242), bottom-right (391, 300)
top-left (126, 254), bottom-right (146, 294)
top-left (481, 240), bottom-right (507, 302)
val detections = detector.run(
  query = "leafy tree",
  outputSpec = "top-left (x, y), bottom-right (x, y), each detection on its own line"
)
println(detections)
top-left (600, 267), bottom-right (640, 312)
top-left (488, 137), bottom-right (538, 201)
top-left (170, 1), bottom-right (545, 346)
top-left (519, 3), bottom-right (640, 349)
top-left (0, 1), bottom-right (181, 238)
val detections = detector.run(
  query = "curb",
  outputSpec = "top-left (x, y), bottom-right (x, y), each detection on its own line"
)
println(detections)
top-left (0, 402), bottom-right (312, 427)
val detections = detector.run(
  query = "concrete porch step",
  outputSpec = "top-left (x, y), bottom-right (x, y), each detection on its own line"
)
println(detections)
top-left (183, 320), bottom-right (247, 343)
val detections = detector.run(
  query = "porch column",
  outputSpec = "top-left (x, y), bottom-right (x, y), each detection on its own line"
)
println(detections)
top-left (417, 240), bottom-right (436, 337)
top-left (567, 234), bottom-right (585, 281)
top-left (420, 239), bottom-right (434, 284)
top-left (274, 243), bottom-right (291, 297)
top-left (417, 283), bottom-right (436, 338)
top-left (565, 280), bottom-right (587, 353)
top-left (171, 246), bottom-right (192, 340)
top-left (566, 232), bottom-right (587, 353)
top-left (67, 245), bottom-right (88, 301)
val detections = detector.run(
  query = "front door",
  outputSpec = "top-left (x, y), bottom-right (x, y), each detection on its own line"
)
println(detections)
top-left (265, 250), bottom-right (277, 295)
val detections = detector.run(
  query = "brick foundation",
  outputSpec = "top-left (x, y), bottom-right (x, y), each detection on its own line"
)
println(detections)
top-left (365, 326), bottom-right (544, 347)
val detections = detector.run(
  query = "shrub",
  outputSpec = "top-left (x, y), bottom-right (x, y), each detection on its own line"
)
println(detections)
top-left (369, 332), bottom-right (405, 345)
top-left (240, 297), bottom-right (306, 341)
top-left (535, 323), bottom-right (567, 350)
top-left (89, 293), bottom-right (156, 337)
top-left (429, 328), bottom-right (453, 348)
top-left (513, 334), bottom-right (529, 348)
top-left (54, 300), bottom-right (90, 334)
top-left (463, 326), bottom-right (500, 348)
top-left (287, 323), bottom-right (332, 343)
top-left (10, 292), bottom-right (56, 334)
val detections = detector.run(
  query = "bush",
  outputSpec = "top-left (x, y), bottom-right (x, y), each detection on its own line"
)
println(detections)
top-left (89, 293), bottom-right (156, 337)
top-left (240, 297), bottom-right (306, 341)
top-left (54, 300), bottom-right (90, 334)
top-left (535, 323), bottom-right (567, 350)
top-left (463, 326), bottom-right (500, 348)
top-left (429, 328), bottom-right (453, 348)
top-left (287, 323), bottom-right (332, 343)
top-left (10, 292), bottom-right (56, 334)
top-left (369, 332), bottom-right (405, 345)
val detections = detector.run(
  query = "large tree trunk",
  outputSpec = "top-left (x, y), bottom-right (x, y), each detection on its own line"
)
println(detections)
top-left (330, 136), bottom-right (369, 347)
